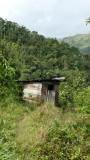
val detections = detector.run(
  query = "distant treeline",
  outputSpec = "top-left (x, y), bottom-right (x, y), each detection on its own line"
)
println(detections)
top-left (62, 33), bottom-right (90, 55)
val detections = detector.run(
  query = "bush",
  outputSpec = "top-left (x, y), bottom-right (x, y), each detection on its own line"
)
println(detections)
top-left (0, 53), bottom-right (19, 99)
top-left (74, 86), bottom-right (90, 113)
top-left (36, 119), bottom-right (90, 160)
top-left (58, 70), bottom-right (86, 109)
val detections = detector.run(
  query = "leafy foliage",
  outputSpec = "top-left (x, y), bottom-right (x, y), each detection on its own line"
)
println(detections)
top-left (0, 53), bottom-right (16, 97)
top-left (38, 118), bottom-right (90, 160)
top-left (58, 69), bottom-right (90, 113)
top-left (58, 70), bottom-right (85, 107)
top-left (0, 17), bottom-right (90, 82)
top-left (74, 86), bottom-right (90, 113)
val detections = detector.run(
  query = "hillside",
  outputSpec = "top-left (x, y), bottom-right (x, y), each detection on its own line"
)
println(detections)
top-left (62, 33), bottom-right (90, 55)
top-left (0, 17), bottom-right (90, 82)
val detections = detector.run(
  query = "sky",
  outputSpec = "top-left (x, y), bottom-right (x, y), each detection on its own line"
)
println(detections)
top-left (0, 0), bottom-right (90, 38)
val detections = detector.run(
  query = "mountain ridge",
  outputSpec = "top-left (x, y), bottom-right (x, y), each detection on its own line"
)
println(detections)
top-left (61, 33), bottom-right (90, 54)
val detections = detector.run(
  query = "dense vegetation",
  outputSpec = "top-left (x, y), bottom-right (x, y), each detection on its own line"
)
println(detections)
top-left (0, 17), bottom-right (90, 160)
top-left (0, 103), bottom-right (90, 160)
top-left (0, 17), bottom-right (90, 81)
top-left (62, 33), bottom-right (90, 55)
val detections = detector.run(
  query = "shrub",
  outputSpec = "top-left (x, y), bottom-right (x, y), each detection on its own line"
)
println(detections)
top-left (36, 119), bottom-right (90, 160)
top-left (74, 86), bottom-right (90, 113)
top-left (58, 70), bottom-right (86, 109)
top-left (0, 53), bottom-right (19, 99)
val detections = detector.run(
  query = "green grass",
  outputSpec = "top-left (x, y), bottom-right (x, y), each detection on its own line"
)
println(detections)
top-left (0, 100), bottom-right (36, 160)
top-left (0, 100), bottom-right (90, 160)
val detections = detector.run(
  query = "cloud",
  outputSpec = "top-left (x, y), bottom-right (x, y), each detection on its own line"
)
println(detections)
top-left (0, 0), bottom-right (90, 38)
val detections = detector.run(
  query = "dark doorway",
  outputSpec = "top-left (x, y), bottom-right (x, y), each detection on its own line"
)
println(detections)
top-left (47, 84), bottom-right (55, 105)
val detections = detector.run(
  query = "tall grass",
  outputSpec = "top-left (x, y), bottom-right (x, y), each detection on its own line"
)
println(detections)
top-left (0, 98), bottom-right (36, 160)
top-left (0, 100), bottom-right (90, 160)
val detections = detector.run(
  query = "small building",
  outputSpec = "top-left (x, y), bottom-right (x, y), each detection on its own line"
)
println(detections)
top-left (21, 77), bottom-right (65, 105)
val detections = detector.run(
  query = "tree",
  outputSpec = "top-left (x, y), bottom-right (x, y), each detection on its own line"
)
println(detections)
top-left (86, 18), bottom-right (90, 24)
top-left (0, 53), bottom-right (15, 97)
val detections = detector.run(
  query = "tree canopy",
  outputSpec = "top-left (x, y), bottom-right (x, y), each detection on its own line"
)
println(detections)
top-left (0, 17), bottom-right (90, 86)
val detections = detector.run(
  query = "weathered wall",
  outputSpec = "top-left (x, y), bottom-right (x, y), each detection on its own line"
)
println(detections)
top-left (41, 83), bottom-right (59, 105)
top-left (23, 83), bottom-right (42, 103)
top-left (23, 82), bottom-right (59, 105)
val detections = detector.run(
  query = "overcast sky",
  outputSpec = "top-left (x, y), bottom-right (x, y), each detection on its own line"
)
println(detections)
top-left (0, 0), bottom-right (90, 38)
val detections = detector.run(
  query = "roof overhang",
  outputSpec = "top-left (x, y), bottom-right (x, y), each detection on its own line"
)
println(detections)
top-left (19, 77), bottom-right (65, 83)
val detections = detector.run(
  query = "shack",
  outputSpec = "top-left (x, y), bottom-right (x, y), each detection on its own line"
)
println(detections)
top-left (21, 77), bottom-right (65, 105)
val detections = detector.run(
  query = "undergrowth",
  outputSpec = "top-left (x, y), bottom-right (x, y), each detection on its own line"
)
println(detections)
top-left (0, 101), bottom-right (90, 160)
top-left (0, 100), bottom-right (36, 160)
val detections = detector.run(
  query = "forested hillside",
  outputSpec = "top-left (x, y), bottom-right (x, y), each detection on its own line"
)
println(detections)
top-left (62, 33), bottom-right (90, 55)
top-left (0, 17), bottom-right (90, 82)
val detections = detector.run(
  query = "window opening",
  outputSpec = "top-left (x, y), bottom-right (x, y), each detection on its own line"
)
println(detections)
top-left (48, 85), bottom-right (54, 90)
